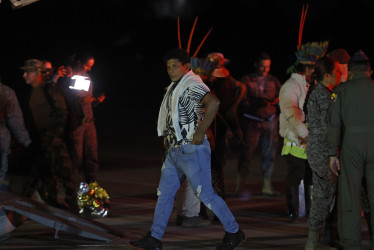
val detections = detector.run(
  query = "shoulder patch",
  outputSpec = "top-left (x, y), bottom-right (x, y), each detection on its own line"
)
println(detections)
top-left (331, 92), bottom-right (337, 102)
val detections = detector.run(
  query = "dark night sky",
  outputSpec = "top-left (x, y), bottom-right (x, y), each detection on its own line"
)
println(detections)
top-left (0, 0), bottom-right (373, 150)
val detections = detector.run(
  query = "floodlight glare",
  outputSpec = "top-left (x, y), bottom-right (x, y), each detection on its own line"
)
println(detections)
top-left (69, 75), bottom-right (91, 92)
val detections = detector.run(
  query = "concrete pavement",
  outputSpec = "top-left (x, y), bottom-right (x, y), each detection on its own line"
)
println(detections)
top-left (0, 136), bottom-right (371, 249)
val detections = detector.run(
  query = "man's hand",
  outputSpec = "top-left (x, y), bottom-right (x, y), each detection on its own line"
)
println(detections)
top-left (329, 156), bottom-right (340, 176)
top-left (97, 93), bottom-right (106, 103)
top-left (299, 136), bottom-right (308, 145)
top-left (192, 130), bottom-right (205, 145)
top-left (51, 66), bottom-right (68, 83)
top-left (57, 66), bottom-right (67, 78)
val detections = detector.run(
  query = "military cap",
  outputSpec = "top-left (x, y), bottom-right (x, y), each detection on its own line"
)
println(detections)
top-left (20, 59), bottom-right (43, 72)
top-left (350, 50), bottom-right (369, 62)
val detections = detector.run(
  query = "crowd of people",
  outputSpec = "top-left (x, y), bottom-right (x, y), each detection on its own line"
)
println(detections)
top-left (126, 43), bottom-right (374, 250)
top-left (0, 52), bottom-right (106, 237)
top-left (1, 43), bottom-right (373, 249)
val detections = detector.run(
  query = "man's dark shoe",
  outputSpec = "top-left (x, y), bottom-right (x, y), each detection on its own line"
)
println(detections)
top-left (128, 232), bottom-right (162, 250)
top-left (217, 229), bottom-right (246, 250)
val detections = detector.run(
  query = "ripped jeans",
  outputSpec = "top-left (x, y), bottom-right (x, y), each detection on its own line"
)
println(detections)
top-left (150, 139), bottom-right (239, 240)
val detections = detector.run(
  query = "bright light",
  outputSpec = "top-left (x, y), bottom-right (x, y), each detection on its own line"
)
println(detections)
top-left (69, 75), bottom-right (91, 92)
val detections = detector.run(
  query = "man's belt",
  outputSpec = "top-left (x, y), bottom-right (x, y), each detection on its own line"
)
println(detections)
top-left (243, 113), bottom-right (275, 122)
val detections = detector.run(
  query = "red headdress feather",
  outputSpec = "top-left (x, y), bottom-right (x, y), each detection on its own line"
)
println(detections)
top-left (177, 17), bottom-right (212, 57)
top-left (298, 4), bottom-right (309, 51)
top-left (177, 17), bottom-right (182, 49)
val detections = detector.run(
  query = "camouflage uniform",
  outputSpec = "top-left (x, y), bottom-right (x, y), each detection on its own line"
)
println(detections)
top-left (306, 83), bottom-right (336, 230)
top-left (237, 73), bottom-right (281, 194)
top-left (28, 83), bottom-right (76, 209)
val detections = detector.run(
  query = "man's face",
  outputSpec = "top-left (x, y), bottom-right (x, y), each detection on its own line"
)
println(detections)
top-left (331, 62), bottom-right (342, 87)
top-left (338, 63), bottom-right (348, 83)
top-left (84, 58), bottom-right (95, 73)
top-left (255, 59), bottom-right (271, 77)
top-left (23, 70), bottom-right (42, 87)
top-left (305, 65), bottom-right (315, 80)
top-left (166, 59), bottom-right (190, 82)
top-left (42, 61), bottom-right (53, 79)
top-left (78, 58), bottom-right (95, 74)
top-left (43, 61), bottom-right (52, 72)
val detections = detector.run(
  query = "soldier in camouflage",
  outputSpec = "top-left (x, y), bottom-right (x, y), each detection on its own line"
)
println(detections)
top-left (305, 56), bottom-right (341, 250)
top-left (21, 59), bottom-right (78, 212)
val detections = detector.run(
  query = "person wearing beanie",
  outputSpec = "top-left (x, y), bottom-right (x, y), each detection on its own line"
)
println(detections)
top-left (206, 52), bottom-right (246, 200)
top-left (196, 52), bottom-right (246, 222)
top-left (327, 48), bottom-right (351, 83)
top-left (327, 50), bottom-right (374, 249)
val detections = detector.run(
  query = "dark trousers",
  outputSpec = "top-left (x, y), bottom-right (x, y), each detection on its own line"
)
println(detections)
top-left (210, 117), bottom-right (229, 199)
top-left (284, 154), bottom-right (312, 217)
top-left (238, 118), bottom-right (278, 178)
top-left (338, 132), bottom-right (374, 249)
top-left (69, 122), bottom-right (99, 184)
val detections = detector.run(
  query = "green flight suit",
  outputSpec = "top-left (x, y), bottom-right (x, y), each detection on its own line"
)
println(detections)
top-left (327, 72), bottom-right (374, 249)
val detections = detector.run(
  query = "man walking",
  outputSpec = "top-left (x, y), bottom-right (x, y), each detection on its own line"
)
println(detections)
top-left (236, 52), bottom-right (281, 197)
top-left (128, 48), bottom-right (245, 250)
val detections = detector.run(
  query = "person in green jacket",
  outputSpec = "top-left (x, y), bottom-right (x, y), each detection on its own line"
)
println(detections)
top-left (328, 50), bottom-right (374, 249)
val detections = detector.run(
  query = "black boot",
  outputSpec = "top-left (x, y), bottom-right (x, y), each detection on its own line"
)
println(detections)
top-left (286, 187), bottom-right (298, 223)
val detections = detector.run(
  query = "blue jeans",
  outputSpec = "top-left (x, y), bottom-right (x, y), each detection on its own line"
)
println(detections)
top-left (150, 139), bottom-right (239, 240)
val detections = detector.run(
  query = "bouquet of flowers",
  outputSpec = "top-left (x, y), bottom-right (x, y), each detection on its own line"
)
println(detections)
top-left (77, 181), bottom-right (110, 218)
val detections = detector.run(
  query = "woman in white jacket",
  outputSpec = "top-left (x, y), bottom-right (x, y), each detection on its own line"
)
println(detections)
top-left (279, 62), bottom-right (314, 223)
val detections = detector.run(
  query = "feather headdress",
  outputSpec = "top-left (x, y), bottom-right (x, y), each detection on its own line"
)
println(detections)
top-left (177, 17), bottom-right (216, 81)
top-left (287, 4), bottom-right (329, 73)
